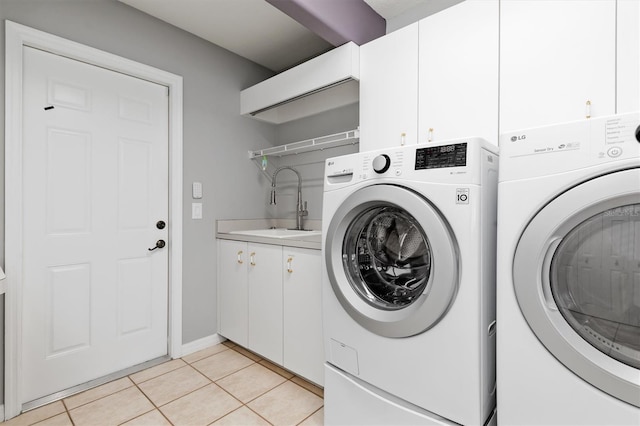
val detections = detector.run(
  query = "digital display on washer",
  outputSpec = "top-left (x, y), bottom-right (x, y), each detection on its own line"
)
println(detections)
top-left (415, 143), bottom-right (467, 170)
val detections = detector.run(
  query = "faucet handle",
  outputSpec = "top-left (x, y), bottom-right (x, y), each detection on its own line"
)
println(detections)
top-left (300, 201), bottom-right (309, 216)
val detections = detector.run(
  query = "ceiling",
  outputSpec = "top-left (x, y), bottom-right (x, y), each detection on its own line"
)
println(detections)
top-left (118, 0), bottom-right (431, 72)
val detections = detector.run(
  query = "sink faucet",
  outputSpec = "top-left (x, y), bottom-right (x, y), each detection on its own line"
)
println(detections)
top-left (270, 166), bottom-right (308, 231)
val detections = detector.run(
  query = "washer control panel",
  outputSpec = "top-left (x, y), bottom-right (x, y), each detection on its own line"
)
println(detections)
top-left (325, 137), bottom-right (493, 187)
top-left (415, 143), bottom-right (467, 170)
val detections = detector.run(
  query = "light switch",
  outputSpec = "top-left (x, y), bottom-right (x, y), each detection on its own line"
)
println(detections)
top-left (192, 182), bottom-right (203, 199)
top-left (192, 203), bottom-right (203, 219)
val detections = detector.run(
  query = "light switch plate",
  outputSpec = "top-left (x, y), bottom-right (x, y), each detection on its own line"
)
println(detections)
top-left (192, 202), bottom-right (203, 219)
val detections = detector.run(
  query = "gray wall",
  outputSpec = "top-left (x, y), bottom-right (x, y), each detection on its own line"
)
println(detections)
top-left (265, 103), bottom-right (360, 223)
top-left (385, 0), bottom-right (465, 33)
top-left (0, 0), bottom-right (277, 350)
top-left (0, 0), bottom-right (360, 406)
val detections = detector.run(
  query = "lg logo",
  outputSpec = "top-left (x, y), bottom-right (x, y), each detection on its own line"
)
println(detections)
top-left (510, 135), bottom-right (527, 142)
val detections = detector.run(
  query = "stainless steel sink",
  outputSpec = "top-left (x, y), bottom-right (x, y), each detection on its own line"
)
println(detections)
top-left (229, 228), bottom-right (321, 239)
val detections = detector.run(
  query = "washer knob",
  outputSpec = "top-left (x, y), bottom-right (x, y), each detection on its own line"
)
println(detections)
top-left (372, 154), bottom-right (391, 174)
top-left (635, 125), bottom-right (640, 143)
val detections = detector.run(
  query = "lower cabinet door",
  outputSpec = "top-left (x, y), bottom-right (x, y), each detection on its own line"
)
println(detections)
top-left (248, 243), bottom-right (283, 364)
top-left (218, 239), bottom-right (249, 347)
top-left (283, 248), bottom-right (324, 385)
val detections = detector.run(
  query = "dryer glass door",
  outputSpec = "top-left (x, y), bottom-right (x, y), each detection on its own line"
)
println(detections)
top-left (513, 168), bottom-right (640, 408)
top-left (550, 203), bottom-right (640, 370)
top-left (342, 205), bottom-right (431, 310)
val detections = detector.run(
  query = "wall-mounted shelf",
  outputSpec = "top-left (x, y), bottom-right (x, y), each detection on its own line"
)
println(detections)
top-left (241, 42), bottom-right (359, 124)
top-left (248, 129), bottom-right (359, 159)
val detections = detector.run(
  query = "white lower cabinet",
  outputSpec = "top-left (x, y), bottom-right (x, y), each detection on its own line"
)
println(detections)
top-left (218, 239), bottom-right (249, 347)
top-left (217, 239), bottom-right (323, 385)
top-left (283, 247), bottom-right (324, 385)
top-left (247, 243), bottom-right (283, 364)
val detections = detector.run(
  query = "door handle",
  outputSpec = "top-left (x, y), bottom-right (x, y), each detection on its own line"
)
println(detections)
top-left (148, 240), bottom-right (166, 251)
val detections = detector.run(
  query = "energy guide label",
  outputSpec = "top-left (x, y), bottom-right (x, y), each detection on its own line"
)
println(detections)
top-left (456, 188), bottom-right (469, 204)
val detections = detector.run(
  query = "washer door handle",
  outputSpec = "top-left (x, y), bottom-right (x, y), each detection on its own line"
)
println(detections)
top-left (541, 237), bottom-right (563, 310)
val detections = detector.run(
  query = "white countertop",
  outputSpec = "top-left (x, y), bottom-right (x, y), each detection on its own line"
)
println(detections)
top-left (216, 219), bottom-right (322, 250)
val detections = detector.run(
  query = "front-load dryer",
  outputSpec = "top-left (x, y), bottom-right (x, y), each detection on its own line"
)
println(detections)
top-left (497, 112), bottom-right (640, 425)
top-left (322, 139), bottom-right (499, 425)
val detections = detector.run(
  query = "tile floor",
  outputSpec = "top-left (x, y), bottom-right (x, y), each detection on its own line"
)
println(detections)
top-left (3, 341), bottom-right (324, 426)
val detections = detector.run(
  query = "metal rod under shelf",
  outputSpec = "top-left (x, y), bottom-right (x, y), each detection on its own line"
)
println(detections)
top-left (248, 128), bottom-right (359, 159)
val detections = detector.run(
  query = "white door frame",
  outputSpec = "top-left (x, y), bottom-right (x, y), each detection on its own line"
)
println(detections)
top-left (4, 21), bottom-right (183, 419)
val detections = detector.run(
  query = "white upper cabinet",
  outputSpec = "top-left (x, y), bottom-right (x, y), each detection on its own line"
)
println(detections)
top-left (359, 1), bottom-right (499, 152)
top-left (418, 0), bottom-right (499, 146)
top-left (500, 0), bottom-right (617, 133)
top-left (359, 23), bottom-right (419, 152)
top-left (617, 0), bottom-right (640, 113)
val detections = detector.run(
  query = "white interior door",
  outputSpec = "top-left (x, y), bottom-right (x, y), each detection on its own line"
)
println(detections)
top-left (21, 46), bottom-right (169, 403)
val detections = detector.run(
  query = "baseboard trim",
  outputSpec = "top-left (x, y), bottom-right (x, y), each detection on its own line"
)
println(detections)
top-left (181, 334), bottom-right (226, 357)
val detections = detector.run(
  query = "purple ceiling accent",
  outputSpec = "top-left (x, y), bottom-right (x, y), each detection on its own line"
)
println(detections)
top-left (266, 0), bottom-right (386, 46)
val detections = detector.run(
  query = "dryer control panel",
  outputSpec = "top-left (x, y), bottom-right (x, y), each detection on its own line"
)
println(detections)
top-left (499, 112), bottom-right (640, 181)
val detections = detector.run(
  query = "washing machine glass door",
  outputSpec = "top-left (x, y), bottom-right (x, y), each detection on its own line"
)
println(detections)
top-left (514, 168), bottom-right (640, 408)
top-left (325, 184), bottom-right (459, 338)
top-left (342, 205), bottom-right (430, 310)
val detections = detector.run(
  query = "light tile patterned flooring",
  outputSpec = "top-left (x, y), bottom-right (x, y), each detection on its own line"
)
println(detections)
top-left (3, 341), bottom-right (324, 426)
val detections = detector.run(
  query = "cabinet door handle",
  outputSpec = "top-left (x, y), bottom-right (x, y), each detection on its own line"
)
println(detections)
top-left (250, 252), bottom-right (256, 266)
top-left (237, 250), bottom-right (243, 264)
top-left (428, 128), bottom-right (434, 142)
top-left (287, 257), bottom-right (293, 273)
top-left (586, 100), bottom-right (591, 119)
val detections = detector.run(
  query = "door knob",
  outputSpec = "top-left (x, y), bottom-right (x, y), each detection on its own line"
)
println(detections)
top-left (156, 220), bottom-right (166, 229)
top-left (148, 240), bottom-right (166, 251)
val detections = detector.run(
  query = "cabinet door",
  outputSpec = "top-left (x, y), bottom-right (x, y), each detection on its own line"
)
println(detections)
top-left (617, 0), bottom-right (640, 113)
top-left (418, 0), bottom-right (499, 146)
top-left (248, 243), bottom-right (283, 364)
top-left (283, 248), bottom-right (324, 385)
top-left (359, 22), bottom-right (419, 152)
top-left (217, 240), bottom-right (248, 347)
top-left (500, 0), bottom-right (616, 132)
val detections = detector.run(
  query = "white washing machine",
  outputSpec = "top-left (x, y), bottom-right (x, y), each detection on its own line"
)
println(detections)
top-left (322, 139), bottom-right (499, 425)
top-left (497, 112), bottom-right (640, 425)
